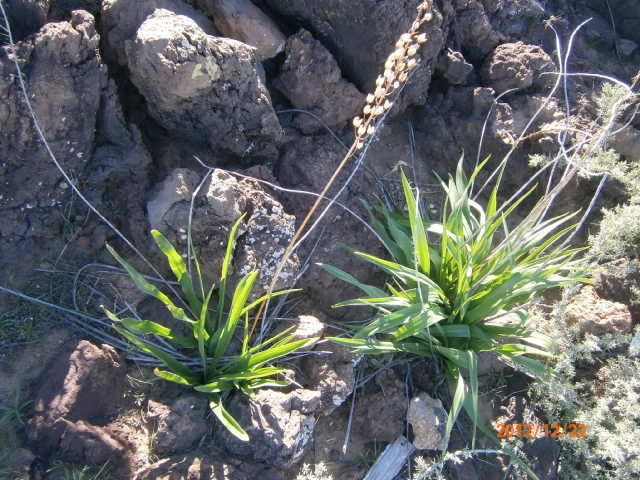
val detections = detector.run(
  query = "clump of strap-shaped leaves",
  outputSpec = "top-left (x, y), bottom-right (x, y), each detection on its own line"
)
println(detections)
top-left (103, 216), bottom-right (315, 441)
top-left (320, 159), bottom-right (588, 450)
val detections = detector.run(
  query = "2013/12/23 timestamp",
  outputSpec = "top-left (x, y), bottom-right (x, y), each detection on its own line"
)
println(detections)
top-left (496, 423), bottom-right (588, 439)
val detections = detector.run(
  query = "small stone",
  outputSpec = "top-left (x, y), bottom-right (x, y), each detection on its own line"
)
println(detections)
top-left (290, 315), bottom-right (325, 348)
top-left (480, 42), bottom-right (554, 95)
top-left (407, 392), bottom-right (447, 450)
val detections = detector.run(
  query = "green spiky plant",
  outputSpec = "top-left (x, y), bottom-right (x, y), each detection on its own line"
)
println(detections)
top-left (104, 216), bottom-right (316, 441)
top-left (320, 159), bottom-right (588, 449)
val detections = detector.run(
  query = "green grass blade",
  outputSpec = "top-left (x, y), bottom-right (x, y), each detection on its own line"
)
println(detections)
top-left (216, 215), bottom-right (246, 330)
top-left (442, 366), bottom-right (466, 450)
top-left (113, 325), bottom-right (197, 383)
top-left (153, 369), bottom-right (192, 386)
top-left (247, 337), bottom-right (315, 369)
top-left (106, 244), bottom-right (194, 324)
top-left (401, 171), bottom-right (430, 274)
top-left (151, 229), bottom-right (202, 313)
top-left (317, 263), bottom-right (387, 297)
top-left (198, 284), bottom-right (215, 378)
top-left (103, 310), bottom-right (197, 349)
top-left (248, 379), bottom-right (290, 389)
top-left (209, 395), bottom-right (249, 442)
top-left (194, 380), bottom-right (235, 393)
top-left (467, 351), bottom-right (478, 448)
top-left (212, 271), bottom-right (258, 367)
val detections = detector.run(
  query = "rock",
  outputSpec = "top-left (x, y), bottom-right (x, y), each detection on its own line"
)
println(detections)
top-left (265, 0), bottom-right (446, 113)
top-left (147, 168), bottom-right (201, 231)
top-left (565, 286), bottom-right (633, 337)
top-left (0, 10), bottom-right (106, 308)
top-left (353, 370), bottom-right (407, 442)
top-left (135, 454), bottom-right (284, 480)
top-left (452, 0), bottom-right (502, 62)
top-left (593, 258), bottom-right (640, 322)
top-left (480, 41), bottom-right (554, 95)
top-left (407, 392), bottom-right (447, 450)
top-left (217, 389), bottom-right (320, 468)
top-left (101, 0), bottom-right (215, 66)
top-left (274, 29), bottom-right (364, 134)
top-left (83, 77), bottom-right (153, 249)
top-left (302, 342), bottom-right (357, 415)
top-left (194, 0), bottom-right (286, 60)
top-left (147, 168), bottom-right (299, 296)
top-left (290, 315), bottom-right (325, 348)
top-left (56, 420), bottom-right (130, 466)
top-left (27, 341), bottom-right (130, 468)
top-left (2, 0), bottom-right (50, 42)
top-left (30, 341), bottom-right (126, 430)
top-left (437, 48), bottom-right (474, 85)
top-left (125, 9), bottom-right (282, 159)
top-left (146, 395), bottom-right (209, 455)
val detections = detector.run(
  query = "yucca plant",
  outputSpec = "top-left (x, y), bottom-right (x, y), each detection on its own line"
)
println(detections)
top-left (320, 159), bottom-right (588, 449)
top-left (103, 216), bottom-right (315, 441)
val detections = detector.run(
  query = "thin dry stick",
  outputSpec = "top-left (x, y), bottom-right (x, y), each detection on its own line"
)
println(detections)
top-left (250, 0), bottom-right (435, 335)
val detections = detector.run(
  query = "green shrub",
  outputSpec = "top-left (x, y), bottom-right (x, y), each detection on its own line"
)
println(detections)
top-left (590, 203), bottom-right (640, 261)
top-left (532, 309), bottom-right (640, 480)
top-left (104, 216), bottom-right (316, 441)
top-left (320, 159), bottom-right (587, 449)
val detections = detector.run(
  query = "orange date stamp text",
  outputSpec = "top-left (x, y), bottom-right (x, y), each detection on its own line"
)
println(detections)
top-left (496, 423), bottom-right (588, 439)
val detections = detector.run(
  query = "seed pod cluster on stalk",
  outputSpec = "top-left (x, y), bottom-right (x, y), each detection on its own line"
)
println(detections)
top-left (352, 1), bottom-right (433, 149)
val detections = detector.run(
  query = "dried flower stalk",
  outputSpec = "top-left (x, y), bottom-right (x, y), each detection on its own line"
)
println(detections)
top-left (252, 1), bottom-right (434, 333)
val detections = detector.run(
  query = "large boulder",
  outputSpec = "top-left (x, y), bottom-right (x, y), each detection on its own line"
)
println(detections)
top-left (0, 10), bottom-right (106, 306)
top-left (125, 9), bottom-right (282, 159)
top-left (101, 0), bottom-right (215, 66)
top-left (274, 29), bottom-right (364, 134)
top-left (27, 341), bottom-right (130, 468)
top-left (216, 388), bottom-right (320, 468)
top-left (146, 168), bottom-right (299, 296)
